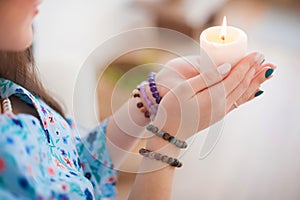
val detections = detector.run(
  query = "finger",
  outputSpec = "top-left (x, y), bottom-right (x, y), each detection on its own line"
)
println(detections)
top-left (223, 52), bottom-right (264, 96)
top-left (255, 62), bottom-right (277, 75)
top-left (188, 59), bottom-right (257, 128)
top-left (175, 53), bottom-right (262, 99)
top-left (229, 89), bottom-right (262, 112)
top-left (228, 64), bottom-right (276, 111)
top-left (226, 67), bottom-right (256, 111)
top-left (237, 65), bottom-right (275, 104)
top-left (173, 63), bottom-right (232, 100)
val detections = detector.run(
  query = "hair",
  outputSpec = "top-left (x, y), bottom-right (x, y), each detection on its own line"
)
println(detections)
top-left (0, 46), bottom-right (65, 118)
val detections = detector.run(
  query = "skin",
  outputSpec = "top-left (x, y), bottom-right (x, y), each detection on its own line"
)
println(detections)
top-left (0, 1), bottom-right (276, 199)
top-left (0, 0), bottom-right (41, 51)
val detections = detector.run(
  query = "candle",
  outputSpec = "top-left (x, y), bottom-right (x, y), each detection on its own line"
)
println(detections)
top-left (200, 16), bottom-right (247, 67)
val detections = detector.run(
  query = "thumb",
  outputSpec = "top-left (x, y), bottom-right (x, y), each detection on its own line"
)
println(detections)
top-left (186, 63), bottom-right (232, 94)
top-left (170, 63), bottom-right (232, 101)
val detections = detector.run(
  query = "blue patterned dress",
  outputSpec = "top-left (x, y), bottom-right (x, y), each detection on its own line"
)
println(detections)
top-left (0, 78), bottom-right (117, 200)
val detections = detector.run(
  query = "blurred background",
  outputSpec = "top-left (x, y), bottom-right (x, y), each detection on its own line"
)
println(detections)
top-left (34, 0), bottom-right (300, 199)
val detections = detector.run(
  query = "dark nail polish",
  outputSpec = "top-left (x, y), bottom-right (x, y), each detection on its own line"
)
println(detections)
top-left (265, 68), bottom-right (274, 78)
top-left (254, 90), bottom-right (264, 97)
top-left (260, 58), bottom-right (265, 65)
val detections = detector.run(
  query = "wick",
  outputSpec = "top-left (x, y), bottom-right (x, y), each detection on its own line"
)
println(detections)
top-left (220, 35), bottom-right (225, 42)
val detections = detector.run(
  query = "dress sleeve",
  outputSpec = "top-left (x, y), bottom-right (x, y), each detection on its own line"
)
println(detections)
top-left (73, 118), bottom-right (117, 199)
top-left (0, 187), bottom-right (30, 200)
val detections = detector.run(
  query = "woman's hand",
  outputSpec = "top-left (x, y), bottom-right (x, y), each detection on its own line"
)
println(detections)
top-left (148, 52), bottom-right (275, 148)
top-left (155, 56), bottom-right (202, 97)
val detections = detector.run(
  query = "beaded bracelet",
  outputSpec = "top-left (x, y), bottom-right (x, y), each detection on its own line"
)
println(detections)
top-left (132, 89), bottom-right (150, 118)
top-left (137, 81), bottom-right (158, 117)
top-left (139, 148), bottom-right (182, 168)
top-left (146, 124), bottom-right (188, 149)
top-left (148, 72), bottom-right (162, 104)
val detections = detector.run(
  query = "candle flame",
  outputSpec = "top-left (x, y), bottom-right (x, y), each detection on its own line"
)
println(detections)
top-left (220, 16), bottom-right (227, 42)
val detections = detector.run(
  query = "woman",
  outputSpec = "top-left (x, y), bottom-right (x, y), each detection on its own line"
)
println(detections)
top-left (0, 0), bottom-right (275, 199)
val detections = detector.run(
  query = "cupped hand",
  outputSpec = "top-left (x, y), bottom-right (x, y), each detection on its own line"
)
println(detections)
top-left (151, 52), bottom-right (275, 141)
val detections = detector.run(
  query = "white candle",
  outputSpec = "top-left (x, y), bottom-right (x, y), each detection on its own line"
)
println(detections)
top-left (200, 16), bottom-right (247, 67)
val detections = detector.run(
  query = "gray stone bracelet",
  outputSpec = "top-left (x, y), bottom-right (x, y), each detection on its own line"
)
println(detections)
top-left (146, 124), bottom-right (188, 149)
top-left (139, 148), bottom-right (183, 168)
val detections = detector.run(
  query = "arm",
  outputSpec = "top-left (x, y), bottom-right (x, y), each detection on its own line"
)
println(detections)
top-left (128, 130), bottom-right (180, 200)
top-left (106, 53), bottom-right (275, 199)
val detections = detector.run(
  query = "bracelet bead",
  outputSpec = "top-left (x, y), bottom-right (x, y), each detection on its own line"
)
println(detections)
top-left (170, 159), bottom-right (181, 167)
top-left (161, 155), bottom-right (169, 163)
top-left (149, 152), bottom-right (156, 159)
top-left (137, 102), bottom-right (143, 108)
top-left (157, 130), bottom-right (164, 137)
top-left (154, 153), bottom-right (162, 160)
top-left (139, 148), bottom-right (150, 155)
top-left (144, 111), bottom-right (150, 118)
top-left (133, 93), bottom-right (140, 98)
top-left (162, 132), bottom-right (171, 140)
top-left (167, 157), bottom-right (174, 164)
top-left (140, 107), bottom-right (147, 113)
top-left (152, 92), bottom-right (160, 98)
top-left (152, 126), bottom-right (159, 133)
top-left (150, 87), bottom-right (156, 92)
top-left (149, 83), bottom-right (155, 87)
top-left (169, 137), bottom-right (176, 144)
top-left (146, 124), bottom-right (154, 132)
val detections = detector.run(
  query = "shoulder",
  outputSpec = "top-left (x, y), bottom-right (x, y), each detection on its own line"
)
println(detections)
top-left (0, 113), bottom-right (23, 130)
top-left (0, 113), bottom-right (46, 154)
top-left (0, 113), bottom-right (41, 132)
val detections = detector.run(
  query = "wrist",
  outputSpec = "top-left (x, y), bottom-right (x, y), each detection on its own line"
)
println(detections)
top-left (128, 97), bottom-right (150, 127)
top-left (145, 136), bottom-right (180, 158)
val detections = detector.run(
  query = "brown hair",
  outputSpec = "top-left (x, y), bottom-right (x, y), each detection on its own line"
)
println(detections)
top-left (0, 46), bottom-right (65, 118)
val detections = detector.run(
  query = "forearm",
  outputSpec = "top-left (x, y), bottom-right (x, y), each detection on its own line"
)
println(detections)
top-left (128, 135), bottom-right (180, 200)
top-left (128, 159), bottom-right (176, 200)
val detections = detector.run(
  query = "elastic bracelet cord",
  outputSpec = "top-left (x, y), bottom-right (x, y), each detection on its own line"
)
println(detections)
top-left (139, 148), bottom-right (183, 168)
top-left (132, 89), bottom-right (150, 118)
top-left (148, 72), bottom-right (162, 104)
top-left (146, 124), bottom-right (188, 149)
top-left (137, 81), bottom-right (158, 118)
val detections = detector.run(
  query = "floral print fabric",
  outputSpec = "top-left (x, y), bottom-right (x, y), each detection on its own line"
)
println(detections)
top-left (0, 78), bottom-right (117, 200)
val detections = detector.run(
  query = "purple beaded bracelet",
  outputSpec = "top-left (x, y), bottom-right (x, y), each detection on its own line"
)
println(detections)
top-left (139, 148), bottom-right (182, 168)
top-left (148, 72), bottom-right (162, 104)
top-left (137, 81), bottom-right (158, 118)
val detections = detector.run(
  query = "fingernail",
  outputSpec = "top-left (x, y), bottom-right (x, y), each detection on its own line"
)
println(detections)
top-left (254, 90), bottom-right (264, 97)
top-left (254, 53), bottom-right (264, 64)
top-left (260, 58), bottom-right (265, 65)
top-left (217, 63), bottom-right (231, 75)
top-left (265, 68), bottom-right (274, 78)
